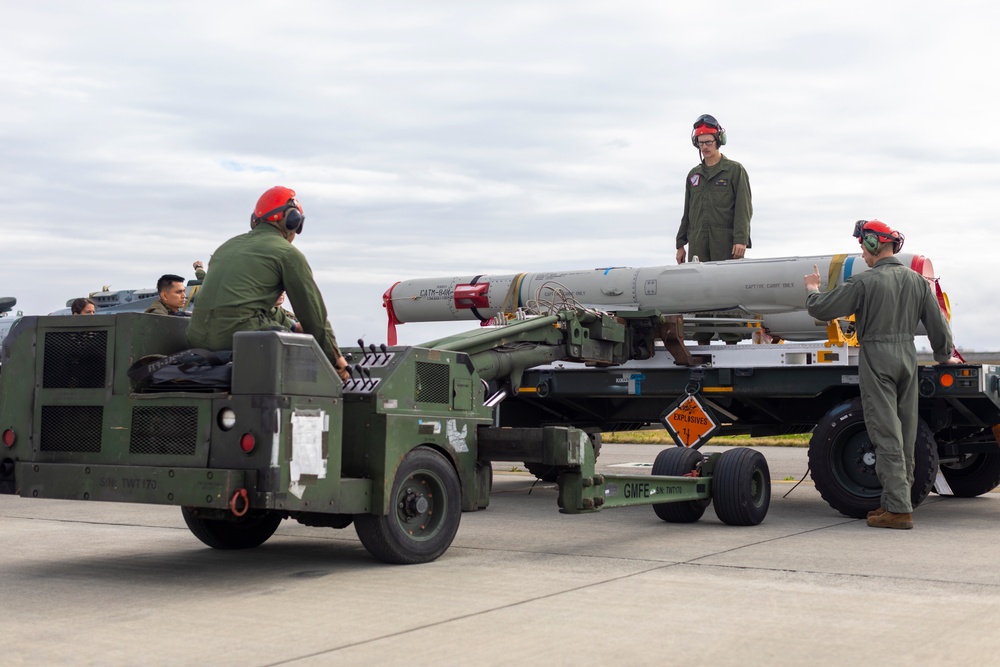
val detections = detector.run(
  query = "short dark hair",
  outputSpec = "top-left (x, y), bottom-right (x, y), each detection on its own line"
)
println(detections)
top-left (71, 297), bottom-right (96, 314)
top-left (157, 274), bottom-right (185, 293)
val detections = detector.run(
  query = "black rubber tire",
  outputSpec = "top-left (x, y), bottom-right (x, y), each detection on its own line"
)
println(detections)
top-left (712, 448), bottom-right (770, 526)
top-left (651, 447), bottom-right (709, 523)
top-left (939, 449), bottom-right (1000, 497)
top-left (354, 447), bottom-right (462, 564)
top-left (181, 507), bottom-right (283, 550)
top-left (809, 398), bottom-right (938, 519)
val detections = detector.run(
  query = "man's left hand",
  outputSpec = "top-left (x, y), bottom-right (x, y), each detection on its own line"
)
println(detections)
top-left (731, 244), bottom-right (747, 259)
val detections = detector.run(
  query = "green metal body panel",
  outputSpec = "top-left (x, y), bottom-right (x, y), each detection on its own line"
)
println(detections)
top-left (17, 462), bottom-right (247, 507)
top-left (340, 345), bottom-right (493, 514)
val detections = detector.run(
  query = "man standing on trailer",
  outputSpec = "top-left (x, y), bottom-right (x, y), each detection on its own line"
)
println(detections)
top-left (803, 220), bottom-right (957, 529)
top-left (675, 114), bottom-right (752, 265)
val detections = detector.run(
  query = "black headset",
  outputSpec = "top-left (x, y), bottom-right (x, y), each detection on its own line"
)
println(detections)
top-left (252, 202), bottom-right (305, 234)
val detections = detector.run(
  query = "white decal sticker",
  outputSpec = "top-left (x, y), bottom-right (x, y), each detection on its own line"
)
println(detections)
top-left (447, 420), bottom-right (469, 452)
top-left (289, 411), bottom-right (328, 499)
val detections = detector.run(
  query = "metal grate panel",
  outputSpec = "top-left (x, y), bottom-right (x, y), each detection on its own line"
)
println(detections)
top-left (40, 405), bottom-right (103, 452)
top-left (415, 361), bottom-right (450, 404)
top-left (130, 405), bottom-right (198, 455)
top-left (43, 330), bottom-right (108, 389)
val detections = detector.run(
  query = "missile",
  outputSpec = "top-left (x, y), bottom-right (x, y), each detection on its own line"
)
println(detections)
top-left (382, 253), bottom-right (947, 344)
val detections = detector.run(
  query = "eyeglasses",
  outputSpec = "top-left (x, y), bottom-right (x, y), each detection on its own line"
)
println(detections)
top-left (697, 139), bottom-right (716, 147)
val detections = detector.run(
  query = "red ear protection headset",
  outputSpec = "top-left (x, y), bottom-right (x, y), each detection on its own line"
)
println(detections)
top-left (853, 219), bottom-right (904, 254)
top-left (691, 114), bottom-right (727, 147)
top-left (251, 186), bottom-right (305, 234)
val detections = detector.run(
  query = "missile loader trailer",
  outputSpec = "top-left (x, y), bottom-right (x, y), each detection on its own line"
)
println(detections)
top-left (0, 311), bottom-right (770, 565)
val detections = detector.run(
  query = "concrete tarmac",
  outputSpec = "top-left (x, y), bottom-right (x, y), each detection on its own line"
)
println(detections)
top-left (3, 444), bottom-right (1000, 666)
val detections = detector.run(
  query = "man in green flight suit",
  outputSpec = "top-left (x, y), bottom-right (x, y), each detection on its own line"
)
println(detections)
top-left (675, 114), bottom-right (752, 265)
top-left (804, 220), bottom-right (958, 529)
top-left (187, 186), bottom-right (350, 382)
top-left (145, 274), bottom-right (188, 316)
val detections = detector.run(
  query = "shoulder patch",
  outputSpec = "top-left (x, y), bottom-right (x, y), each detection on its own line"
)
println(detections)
top-left (690, 174), bottom-right (700, 187)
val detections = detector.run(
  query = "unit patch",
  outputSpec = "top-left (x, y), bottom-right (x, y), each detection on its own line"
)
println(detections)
top-left (690, 174), bottom-right (701, 187)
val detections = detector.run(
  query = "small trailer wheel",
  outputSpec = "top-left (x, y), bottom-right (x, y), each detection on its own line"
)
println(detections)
top-left (712, 448), bottom-right (770, 526)
top-left (651, 446), bottom-right (709, 523)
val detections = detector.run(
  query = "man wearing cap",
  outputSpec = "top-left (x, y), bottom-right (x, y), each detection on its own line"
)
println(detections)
top-left (803, 220), bottom-right (958, 529)
top-left (186, 186), bottom-right (350, 382)
top-left (675, 114), bottom-right (752, 265)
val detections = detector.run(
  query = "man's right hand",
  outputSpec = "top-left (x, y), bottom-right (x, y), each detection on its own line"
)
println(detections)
top-left (335, 356), bottom-right (351, 383)
top-left (675, 247), bottom-right (686, 264)
top-left (804, 264), bottom-right (823, 292)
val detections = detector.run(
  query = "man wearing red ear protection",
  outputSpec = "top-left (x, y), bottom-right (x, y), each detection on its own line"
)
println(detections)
top-left (675, 113), bottom-right (753, 267)
top-left (187, 186), bottom-right (350, 382)
top-left (803, 219), bottom-right (958, 530)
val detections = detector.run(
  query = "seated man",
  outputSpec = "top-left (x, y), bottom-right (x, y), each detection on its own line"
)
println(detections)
top-left (186, 186), bottom-right (349, 381)
top-left (145, 274), bottom-right (188, 316)
top-left (271, 293), bottom-right (304, 333)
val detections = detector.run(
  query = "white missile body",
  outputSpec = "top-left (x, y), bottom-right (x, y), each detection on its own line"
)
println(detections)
top-left (383, 253), bottom-right (944, 343)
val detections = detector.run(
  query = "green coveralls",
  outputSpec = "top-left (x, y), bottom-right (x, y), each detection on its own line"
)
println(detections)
top-left (806, 256), bottom-right (953, 513)
top-left (676, 155), bottom-right (752, 263)
top-left (144, 299), bottom-right (177, 316)
top-left (186, 223), bottom-right (343, 366)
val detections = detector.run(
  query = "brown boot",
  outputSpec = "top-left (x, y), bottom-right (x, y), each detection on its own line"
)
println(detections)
top-left (867, 511), bottom-right (913, 529)
top-left (867, 507), bottom-right (887, 519)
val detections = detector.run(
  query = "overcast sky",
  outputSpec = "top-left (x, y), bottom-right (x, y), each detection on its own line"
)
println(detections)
top-left (3, 2), bottom-right (998, 350)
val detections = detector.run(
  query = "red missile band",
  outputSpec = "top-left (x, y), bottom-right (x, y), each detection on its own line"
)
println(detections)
top-left (383, 281), bottom-right (401, 345)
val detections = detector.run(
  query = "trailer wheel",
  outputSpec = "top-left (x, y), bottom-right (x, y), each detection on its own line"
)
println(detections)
top-left (809, 398), bottom-right (938, 518)
top-left (712, 448), bottom-right (770, 526)
top-left (354, 447), bottom-right (461, 564)
top-left (939, 450), bottom-right (1000, 497)
top-left (181, 507), bottom-right (283, 550)
top-left (651, 447), bottom-right (709, 523)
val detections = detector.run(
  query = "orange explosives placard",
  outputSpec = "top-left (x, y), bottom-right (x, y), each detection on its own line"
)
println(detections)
top-left (663, 395), bottom-right (719, 448)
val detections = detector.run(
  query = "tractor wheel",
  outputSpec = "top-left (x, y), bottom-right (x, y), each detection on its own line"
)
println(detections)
top-left (354, 447), bottom-right (461, 564)
top-left (181, 507), bottom-right (282, 550)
